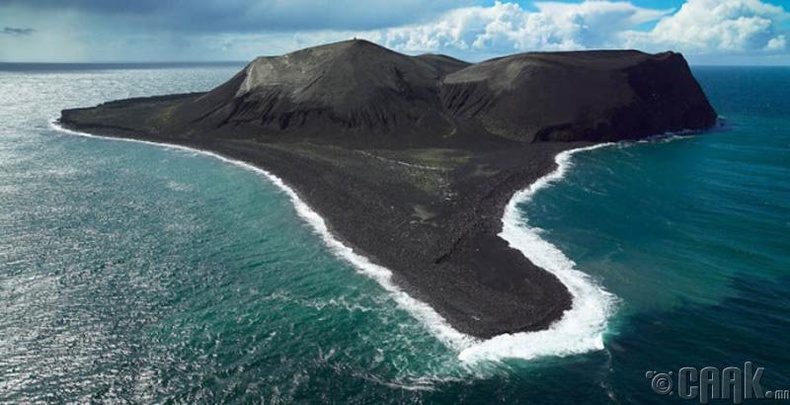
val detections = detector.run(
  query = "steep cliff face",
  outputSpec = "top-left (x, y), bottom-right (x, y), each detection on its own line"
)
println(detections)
top-left (439, 50), bottom-right (717, 142)
top-left (56, 40), bottom-right (720, 339)
top-left (176, 40), bottom-right (716, 145)
top-left (63, 40), bottom-right (718, 146)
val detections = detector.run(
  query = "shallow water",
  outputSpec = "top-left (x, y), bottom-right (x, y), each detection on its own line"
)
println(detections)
top-left (1, 64), bottom-right (787, 403)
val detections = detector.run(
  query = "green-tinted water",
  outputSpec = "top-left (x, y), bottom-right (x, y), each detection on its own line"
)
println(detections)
top-left (1, 65), bottom-right (788, 403)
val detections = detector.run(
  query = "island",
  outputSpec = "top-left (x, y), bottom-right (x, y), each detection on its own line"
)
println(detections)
top-left (59, 39), bottom-right (717, 339)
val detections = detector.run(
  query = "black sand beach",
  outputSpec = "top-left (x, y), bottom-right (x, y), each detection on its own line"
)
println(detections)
top-left (59, 40), bottom-right (717, 339)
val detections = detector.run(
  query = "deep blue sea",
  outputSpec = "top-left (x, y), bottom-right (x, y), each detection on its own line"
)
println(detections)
top-left (0, 63), bottom-right (787, 404)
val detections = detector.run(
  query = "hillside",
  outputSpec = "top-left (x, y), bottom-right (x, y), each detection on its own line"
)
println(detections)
top-left (58, 40), bottom-right (719, 339)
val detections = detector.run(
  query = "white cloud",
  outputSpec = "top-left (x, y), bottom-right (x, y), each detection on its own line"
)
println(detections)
top-left (622, 0), bottom-right (789, 53)
top-left (766, 34), bottom-right (787, 50)
top-left (361, 0), bottom-right (788, 59)
top-left (375, 1), bottom-right (673, 54)
top-left (1, 0), bottom-right (788, 63)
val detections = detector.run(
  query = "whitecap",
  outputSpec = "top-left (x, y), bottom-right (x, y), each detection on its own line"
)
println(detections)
top-left (458, 144), bottom-right (618, 363)
top-left (50, 120), bottom-right (618, 364)
top-left (49, 120), bottom-right (476, 352)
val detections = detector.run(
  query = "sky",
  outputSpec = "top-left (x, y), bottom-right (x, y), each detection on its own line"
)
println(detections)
top-left (0, 0), bottom-right (788, 65)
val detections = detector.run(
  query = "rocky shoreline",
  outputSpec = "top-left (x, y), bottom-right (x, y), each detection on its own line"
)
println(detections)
top-left (59, 40), bottom-right (717, 339)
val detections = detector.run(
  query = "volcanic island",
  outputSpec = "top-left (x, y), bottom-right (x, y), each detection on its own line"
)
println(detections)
top-left (59, 39), bottom-right (717, 339)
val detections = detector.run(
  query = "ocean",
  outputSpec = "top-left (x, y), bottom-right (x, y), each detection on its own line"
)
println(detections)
top-left (0, 63), bottom-right (787, 403)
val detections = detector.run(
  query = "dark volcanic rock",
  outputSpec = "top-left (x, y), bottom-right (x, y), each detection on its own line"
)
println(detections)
top-left (63, 40), bottom-right (717, 148)
top-left (157, 40), bottom-right (715, 146)
top-left (173, 40), bottom-right (460, 145)
top-left (59, 39), bottom-right (718, 340)
top-left (440, 50), bottom-right (717, 142)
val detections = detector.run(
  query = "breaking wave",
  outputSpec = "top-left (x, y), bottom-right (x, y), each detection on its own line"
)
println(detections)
top-left (51, 121), bottom-right (616, 364)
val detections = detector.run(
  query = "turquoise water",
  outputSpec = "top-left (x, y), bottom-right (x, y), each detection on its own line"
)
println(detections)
top-left (0, 64), bottom-right (787, 403)
top-left (519, 66), bottom-right (790, 403)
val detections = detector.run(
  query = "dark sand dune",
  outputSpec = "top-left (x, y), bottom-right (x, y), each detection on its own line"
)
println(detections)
top-left (60, 40), bottom-right (717, 339)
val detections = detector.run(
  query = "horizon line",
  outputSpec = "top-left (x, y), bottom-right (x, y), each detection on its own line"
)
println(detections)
top-left (1, 60), bottom-right (789, 68)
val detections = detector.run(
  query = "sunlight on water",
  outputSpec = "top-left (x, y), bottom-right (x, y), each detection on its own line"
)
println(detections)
top-left (1, 65), bottom-right (788, 403)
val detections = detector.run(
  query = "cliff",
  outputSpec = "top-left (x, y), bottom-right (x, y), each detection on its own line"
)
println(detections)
top-left (59, 40), bottom-right (718, 339)
top-left (62, 39), bottom-right (716, 148)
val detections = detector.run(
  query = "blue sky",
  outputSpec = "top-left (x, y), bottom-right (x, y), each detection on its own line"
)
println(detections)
top-left (1, 0), bottom-right (788, 64)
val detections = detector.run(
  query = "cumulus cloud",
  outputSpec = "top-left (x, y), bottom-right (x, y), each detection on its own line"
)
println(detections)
top-left (623, 0), bottom-right (788, 52)
top-left (2, 26), bottom-right (34, 35)
top-left (369, 0), bottom-right (788, 57)
top-left (766, 35), bottom-right (787, 50)
top-left (376, 1), bottom-right (672, 54)
top-left (1, 0), bottom-right (788, 62)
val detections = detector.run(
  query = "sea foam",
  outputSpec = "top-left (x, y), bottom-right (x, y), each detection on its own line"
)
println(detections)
top-left (458, 144), bottom-right (618, 363)
top-left (49, 121), bottom-right (476, 352)
top-left (51, 121), bottom-right (616, 364)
